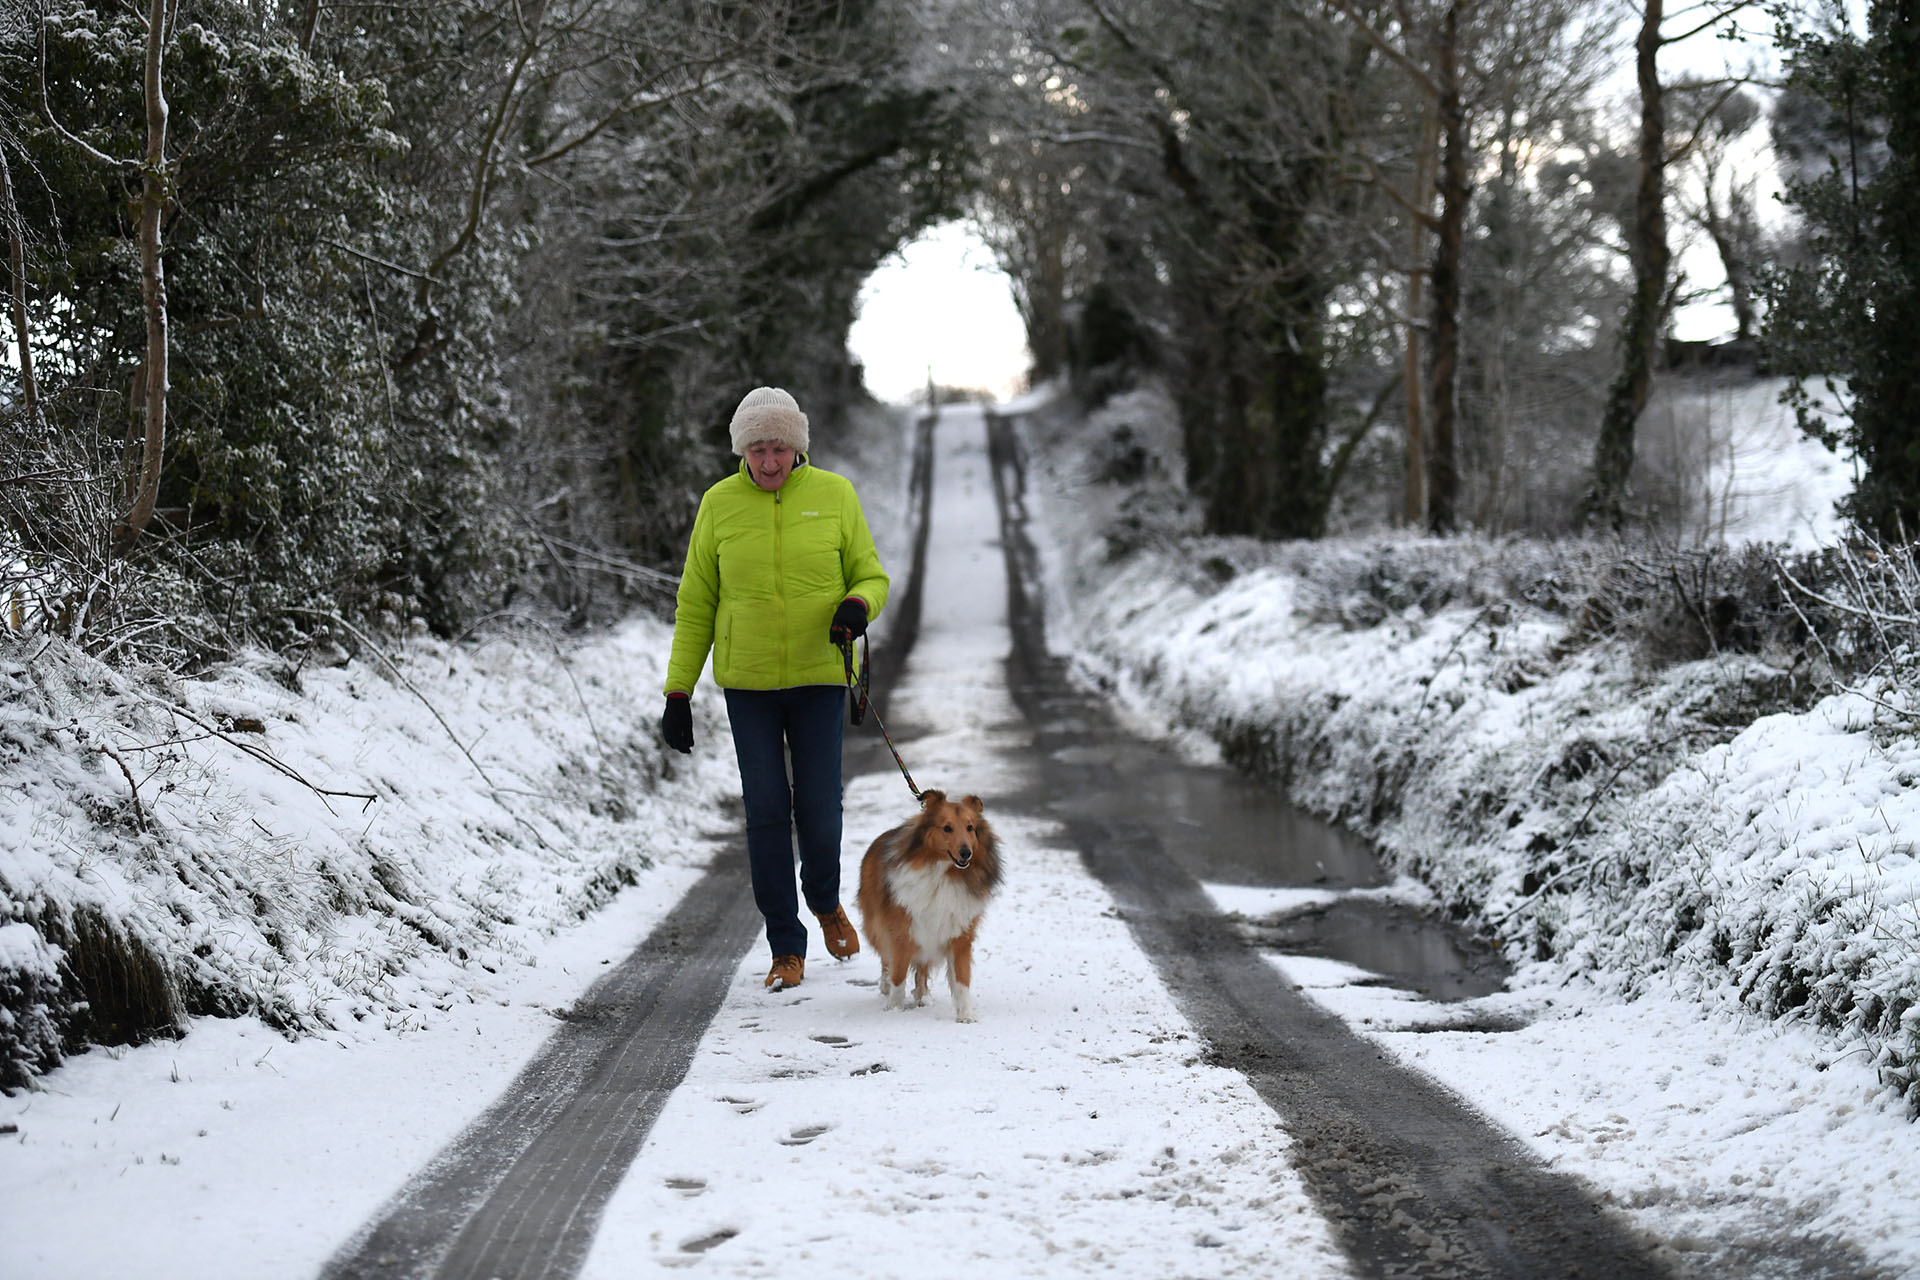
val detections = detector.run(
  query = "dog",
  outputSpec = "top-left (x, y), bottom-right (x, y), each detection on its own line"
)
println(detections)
top-left (856, 789), bottom-right (1001, 1022)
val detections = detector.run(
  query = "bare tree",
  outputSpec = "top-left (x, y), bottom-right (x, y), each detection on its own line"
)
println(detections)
top-left (1674, 85), bottom-right (1763, 342)
top-left (1003, 0), bottom-right (1370, 538)
top-left (375, 0), bottom-right (775, 374)
top-left (1585, 0), bottom-right (1758, 529)
top-left (1336, 0), bottom-right (1482, 533)
top-left (1459, 0), bottom-right (1621, 532)
top-left (1326, 0), bottom-right (1601, 534)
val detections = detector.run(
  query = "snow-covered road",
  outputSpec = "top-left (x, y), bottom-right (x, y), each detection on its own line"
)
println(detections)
top-left (568, 409), bottom-right (1355, 1278)
top-left (5, 404), bottom-right (1917, 1279)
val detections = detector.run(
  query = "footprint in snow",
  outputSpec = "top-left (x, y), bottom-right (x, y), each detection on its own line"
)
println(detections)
top-left (719, 1095), bottom-right (761, 1114)
top-left (779, 1123), bottom-right (831, 1146)
top-left (680, 1227), bottom-right (738, 1253)
top-left (664, 1176), bottom-right (706, 1197)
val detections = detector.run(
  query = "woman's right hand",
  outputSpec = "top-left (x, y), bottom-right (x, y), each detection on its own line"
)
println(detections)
top-left (660, 694), bottom-right (694, 754)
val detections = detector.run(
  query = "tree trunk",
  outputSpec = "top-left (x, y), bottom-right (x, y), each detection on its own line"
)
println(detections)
top-left (1586, 0), bottom-right (1668, 531)
top-left (1473, 118), bottom-right (1520, 530)
top-left (1404, 104), bottom-right (1439, 527)
top-left (1264, 306), bottom-right (1330, 537)
top-left (1189, 289), bottom-right (1328, 542)
top-left (1022, 222), bottom-right (1070, 383)
top-left (1248, 187), bottom-right (1331, 539)
top-left (1702, 199), bottom-right (1755, 342)
top-left (0, 147), bottom-right (39, 434)
top-left (1425, 0), bottom-right (1467, 535)
top-left (1719, 182), bottom-right (1759, 343)
top-left (116, 0), bottom-right (172, 555)
top-left (1695, 141), bottom-right (1758, 344)
top-left (1180, 290), bottom-right (1231, 522)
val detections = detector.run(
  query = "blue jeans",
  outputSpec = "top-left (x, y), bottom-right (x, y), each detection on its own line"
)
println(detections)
top-left (724, 685), bottom-right (847, 958)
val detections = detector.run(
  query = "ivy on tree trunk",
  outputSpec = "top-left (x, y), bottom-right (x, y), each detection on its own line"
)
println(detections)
top-left (1585, 0), bottom-right (1668, 532)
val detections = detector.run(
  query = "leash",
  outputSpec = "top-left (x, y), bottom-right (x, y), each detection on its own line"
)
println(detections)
top-left (839, 635), bottom-right (922, 802)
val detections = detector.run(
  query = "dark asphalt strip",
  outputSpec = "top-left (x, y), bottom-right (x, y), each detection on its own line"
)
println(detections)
top-left (983, 412), bottom-right (1672, 1280)
top-left (319, 861), bottom-right (761, 1280)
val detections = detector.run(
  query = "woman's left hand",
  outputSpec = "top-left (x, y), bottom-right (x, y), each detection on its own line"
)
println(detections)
top-left (829, 598), bottom-right (867, 646)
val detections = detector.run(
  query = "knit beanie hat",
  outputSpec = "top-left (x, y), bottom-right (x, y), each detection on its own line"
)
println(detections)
top-left (729, 386), bottom-right (809, 456)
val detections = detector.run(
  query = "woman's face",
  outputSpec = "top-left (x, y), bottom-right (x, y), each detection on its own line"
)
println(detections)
top-left (746, 440), bottom-right (796, 491)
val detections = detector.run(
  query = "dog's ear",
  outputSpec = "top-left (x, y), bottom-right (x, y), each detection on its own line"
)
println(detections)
top-left (961, 794), bottom-right (985, 814)
top-left (919, 789), bottom-right (946, 809)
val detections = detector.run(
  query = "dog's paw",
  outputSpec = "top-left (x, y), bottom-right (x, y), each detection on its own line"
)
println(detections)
top-left (952, 985), bottom-right (975, 1023)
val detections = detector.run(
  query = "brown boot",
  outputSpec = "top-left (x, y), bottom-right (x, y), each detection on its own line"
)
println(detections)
top-left (765, 954), bottom-right (804, 990)
top-left (815, 905), bottom-right (860, 959)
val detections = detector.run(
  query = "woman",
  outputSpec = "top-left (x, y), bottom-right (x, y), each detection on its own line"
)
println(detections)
top-left (659, 386), bottom-right (890, 991)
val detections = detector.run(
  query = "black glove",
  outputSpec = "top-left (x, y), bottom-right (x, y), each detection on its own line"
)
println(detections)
top-left (660, 695), bottom-right (693, 754)
top-left (830, 598), bottom-right (868, 647)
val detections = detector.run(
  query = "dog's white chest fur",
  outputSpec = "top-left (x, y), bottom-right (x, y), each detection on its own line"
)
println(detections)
top-left (886, 860), bottom-right (985, 962)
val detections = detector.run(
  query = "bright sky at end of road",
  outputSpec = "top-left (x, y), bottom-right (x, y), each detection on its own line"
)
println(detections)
top-left (847, 219), bottom-right (1031, 405)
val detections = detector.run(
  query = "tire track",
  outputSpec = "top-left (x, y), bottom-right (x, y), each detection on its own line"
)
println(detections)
top-left (318, 865), bottom-right (760, 1280)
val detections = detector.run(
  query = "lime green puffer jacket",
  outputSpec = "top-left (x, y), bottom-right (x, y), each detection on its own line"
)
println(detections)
top-left (664, 459), bottom-right (890, 693)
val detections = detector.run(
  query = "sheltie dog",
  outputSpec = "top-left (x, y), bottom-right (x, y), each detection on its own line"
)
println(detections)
top-left (856, 790), bottom-right (1002, 1022)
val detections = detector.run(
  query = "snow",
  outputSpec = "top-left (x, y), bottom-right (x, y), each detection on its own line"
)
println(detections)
top-left (0, 612), bottom-right (742, 1277)
top-left (0, 921), bottom-right (56, 973)
top-left (3, 394), bottom-right (1918, 1278)
top-left (575, 826), bottom-right (1348, 1277)
top-left (0, 881), bottom-right (708, 1277)
top-left (1639, 374), bottom-right (1853, 549)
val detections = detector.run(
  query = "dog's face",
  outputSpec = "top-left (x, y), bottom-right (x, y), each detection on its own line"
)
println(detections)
top-left (914, 790), bottom-right (986, 870)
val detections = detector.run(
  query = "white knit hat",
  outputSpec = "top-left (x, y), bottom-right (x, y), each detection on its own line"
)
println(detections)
top-left (728, 386), bottom-right (809, 456)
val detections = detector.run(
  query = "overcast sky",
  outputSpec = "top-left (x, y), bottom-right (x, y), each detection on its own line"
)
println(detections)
top-left (846, 220), bottom-right (1032, 404)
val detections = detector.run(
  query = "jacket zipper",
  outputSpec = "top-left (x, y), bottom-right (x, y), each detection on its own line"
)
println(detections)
top-left (772, 487), bottom-right (786, 682)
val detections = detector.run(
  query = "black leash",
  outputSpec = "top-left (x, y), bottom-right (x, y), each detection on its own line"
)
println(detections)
top-left (839, 635), bottom-right (922, 802)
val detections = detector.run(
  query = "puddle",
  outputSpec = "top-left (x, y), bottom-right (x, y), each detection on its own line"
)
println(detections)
top-left (1040, 734), bottom-right (1386, 889)
top-left (1238, 899), bottom-right (1507, 1002)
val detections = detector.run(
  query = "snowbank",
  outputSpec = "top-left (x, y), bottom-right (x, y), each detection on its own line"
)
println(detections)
top-left (0, 620), bottom-right (740, 1086)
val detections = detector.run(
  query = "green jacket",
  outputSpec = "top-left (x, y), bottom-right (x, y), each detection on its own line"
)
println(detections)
top-left (664, 459), bottom-right (890, 693)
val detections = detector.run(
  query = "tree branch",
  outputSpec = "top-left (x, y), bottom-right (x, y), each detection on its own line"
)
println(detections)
top-left (320, 237), bottom-right (448, 286)
top-left (1659, 0), bottom-right (1761, 46)
top-left (1321, 0), bottom-right (1444, 101)
top-left (39, 19), bottom-right (130, 170)
top-left (426, 0), bottom-right (550, 283)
